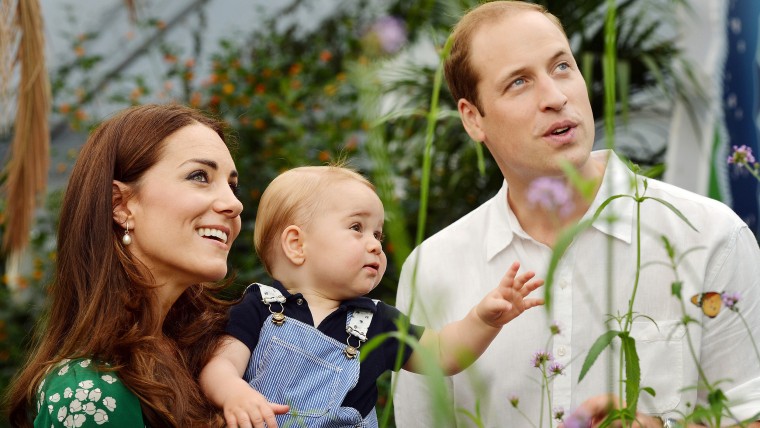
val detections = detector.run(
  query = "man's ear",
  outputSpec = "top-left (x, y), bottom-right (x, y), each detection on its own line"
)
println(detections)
top-left (112, 180), bottom-right (132, 227)
top-left (458, 98), bottom-right (486, 143)
top-left (280, 225), bottom-right (305, 266)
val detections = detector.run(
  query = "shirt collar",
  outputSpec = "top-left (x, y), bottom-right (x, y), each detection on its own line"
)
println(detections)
top-left (490, 150), bottom-right (635, 259)
top-left (584, 150), bottom-right (635, 244)
top-left (486, 181), bottom-right (515, 261)
top-left (270, 280), bottom-right (378, 312)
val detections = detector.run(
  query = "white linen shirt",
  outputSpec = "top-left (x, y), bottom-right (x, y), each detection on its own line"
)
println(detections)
top-left (394, 150), bottom-right (760, 427)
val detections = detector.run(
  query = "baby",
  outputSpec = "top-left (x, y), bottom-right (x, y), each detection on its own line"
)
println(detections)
top-left (200, 165), bottom-right (544, 428)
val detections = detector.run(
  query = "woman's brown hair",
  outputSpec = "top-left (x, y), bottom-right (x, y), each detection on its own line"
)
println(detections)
top-left (7, 104), bottom-right (232, 427)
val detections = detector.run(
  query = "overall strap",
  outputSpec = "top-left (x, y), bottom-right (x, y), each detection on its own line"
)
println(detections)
top-left (255, 283), bottom-right (286, 325)
top-left (343, 299), bottom-right (378, 359)
top-left (257, 283), bottom-right (286, 304)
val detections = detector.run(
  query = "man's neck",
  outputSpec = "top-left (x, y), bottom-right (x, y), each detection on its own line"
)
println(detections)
top-left (506, 153), bottom-right (609, 247)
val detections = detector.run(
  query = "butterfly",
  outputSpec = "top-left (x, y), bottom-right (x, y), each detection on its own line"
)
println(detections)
top-left (690, 292), bottom-right (723, 318)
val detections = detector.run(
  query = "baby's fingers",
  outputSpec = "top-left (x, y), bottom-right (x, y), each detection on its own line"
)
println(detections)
top-left (519, 277), bottom-right (544, 297)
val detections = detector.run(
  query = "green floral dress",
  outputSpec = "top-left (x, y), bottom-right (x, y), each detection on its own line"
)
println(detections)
top-left (34, 358), bottom-right (144, 427)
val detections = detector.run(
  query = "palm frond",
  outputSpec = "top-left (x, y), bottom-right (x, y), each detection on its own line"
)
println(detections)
top-left (2, 0), bottom-right (51, 260)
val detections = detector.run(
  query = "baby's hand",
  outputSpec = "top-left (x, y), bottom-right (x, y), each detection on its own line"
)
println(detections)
top-left (476, 261), bottom-right (544, 328)
top-left (221, 379), bottom-right (290, 428)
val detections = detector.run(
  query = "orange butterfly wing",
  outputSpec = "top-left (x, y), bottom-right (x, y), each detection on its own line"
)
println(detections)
top-left (690, 292), bottom-right (722, 318)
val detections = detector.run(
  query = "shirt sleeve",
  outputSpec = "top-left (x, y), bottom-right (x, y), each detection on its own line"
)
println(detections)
top-left (698, 224), bottom-right (760, 421)
top-left (34, 359), bottom-right (144, 428)
top-left (374, 301), bottom-right (425, 372)
top-left (226, 286), bottom-right (268, 352)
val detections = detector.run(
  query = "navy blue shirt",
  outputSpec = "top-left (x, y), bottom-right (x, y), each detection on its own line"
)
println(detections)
top-left (226, 281), bottom-right (425, 418)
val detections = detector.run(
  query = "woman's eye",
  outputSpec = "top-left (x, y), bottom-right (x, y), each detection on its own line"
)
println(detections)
top-left (187, 170), bottom-right (209, 183)
top-left (557, 62), bottom-right (569, 71)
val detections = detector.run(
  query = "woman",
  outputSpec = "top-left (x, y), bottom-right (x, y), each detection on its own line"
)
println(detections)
top-left (6, 104), bottom-right (244, 427)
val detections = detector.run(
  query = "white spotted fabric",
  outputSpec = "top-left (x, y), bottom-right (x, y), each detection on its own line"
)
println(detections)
top-left (34, 358), bottom-right (145, 427)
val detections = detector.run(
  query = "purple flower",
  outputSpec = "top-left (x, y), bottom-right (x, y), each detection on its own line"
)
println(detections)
top-left (563, 408), bottom-right (591, 428)
top-left (527, 177), bottom-right (575, 217)
top-left (553, 406), bottom-right (565, 421)
top-left (531, 350), bottom-right (553, 368)
top-left (722, 291), bottom-right (741, 311)
top-left (508, 394), bottom-right (519, 408)
top-left (727, 145), bottom-right (756, 166)
top-left (368, 16), bottom-right (407, 54)
top-left (548, 361), bottom-right (565, 376)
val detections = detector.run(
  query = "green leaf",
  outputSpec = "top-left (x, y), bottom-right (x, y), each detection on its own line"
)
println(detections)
top-left (642, 196), bottom-right (699, 232)
top-left (620, 333), bottom-right (641, 410)
top-left (671, 281), bottom-right (682, 299)
top-left (641, 386), bottom-right (656, 397)
top-left (579, 330), bottom-right (620, 382)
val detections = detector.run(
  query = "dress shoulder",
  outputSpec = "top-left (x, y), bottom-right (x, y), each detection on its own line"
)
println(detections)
top-left (34, 358), bottom-right (144, 427)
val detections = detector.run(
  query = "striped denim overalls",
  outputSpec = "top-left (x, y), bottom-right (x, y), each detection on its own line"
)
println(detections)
top-left (243, 284), bottom-right (378, 428)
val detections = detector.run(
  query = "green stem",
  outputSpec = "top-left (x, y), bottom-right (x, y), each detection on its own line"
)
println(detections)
top-left (416, 35), bottom-right (453, 245)
top-left (738, 310), bottom-right (760, 367)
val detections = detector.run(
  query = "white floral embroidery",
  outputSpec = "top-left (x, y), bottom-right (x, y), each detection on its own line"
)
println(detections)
top-left (48, 404), bottom-right (53, 414)
top-left (93, 409), bottom-right (109, 424)
top-left (64, 387), bottom-right (73, 398)
top-left (69, 399), bottom-right (82, 413)
top-left (79, 359), bottom-right (91, 368)
top-left (83, 402), bottom-right (97, 415)
top-left (102, 396), bottom-right (116, 411)
top-left (50, 393), bottom-right (60, 403)
top-left (58, 365), bottom-right (69, 376)
top-left (57, 406), bottom-right (67, 422)
top-left (88, 388), bottom-right (102, 402)
top-left (74, 388), bottom-right (88, 401)
top-left (100, 374), bottom-right (117, 384)
top-left (78, 380), bottom-right (94, 389)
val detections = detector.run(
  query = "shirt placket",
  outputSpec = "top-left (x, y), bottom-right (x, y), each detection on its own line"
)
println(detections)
top-left (551, 243), bottom-right (575, 416)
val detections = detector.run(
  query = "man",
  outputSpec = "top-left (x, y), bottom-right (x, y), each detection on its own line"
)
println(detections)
top-left (393, 2), bottom-right (760, 427)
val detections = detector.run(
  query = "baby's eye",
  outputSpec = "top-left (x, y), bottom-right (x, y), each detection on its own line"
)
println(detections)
top-left (374, 231), bottom-right (385, 242)
top-left (187, 170), bottom-right (209, 183)
top-left (350, 223), bottom-right (362, 232)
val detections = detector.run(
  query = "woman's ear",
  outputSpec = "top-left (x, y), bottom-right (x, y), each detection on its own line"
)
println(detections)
top-left (112, 180), bottom-right (132, 227)
top-left (280, 225), bottom-right (305, 266)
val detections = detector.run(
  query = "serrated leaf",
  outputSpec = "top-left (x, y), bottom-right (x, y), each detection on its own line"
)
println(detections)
top-left (579, 330), bottom-right (620, 382)
top-left (643, 196), bottom-right (699, 232)
top-left (620, 333), bottom-right (641, 410)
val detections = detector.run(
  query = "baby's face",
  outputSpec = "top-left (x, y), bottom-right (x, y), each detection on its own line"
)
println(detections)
top-left (300, 179), bottom-right (387, 301)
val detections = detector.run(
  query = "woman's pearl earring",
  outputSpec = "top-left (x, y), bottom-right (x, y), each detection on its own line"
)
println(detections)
top-left (122, 221), bottom-right (132, 246)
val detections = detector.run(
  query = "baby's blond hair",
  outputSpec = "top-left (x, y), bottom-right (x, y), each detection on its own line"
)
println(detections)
top-left (254, 165), bottom-right (375, 275)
